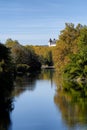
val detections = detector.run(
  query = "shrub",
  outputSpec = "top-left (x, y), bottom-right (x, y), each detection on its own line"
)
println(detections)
top-left (16, 64), bottom-right (30, 73)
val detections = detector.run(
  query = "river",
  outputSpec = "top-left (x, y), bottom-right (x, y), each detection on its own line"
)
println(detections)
top-left (1, 69), bottom-right (87, 130)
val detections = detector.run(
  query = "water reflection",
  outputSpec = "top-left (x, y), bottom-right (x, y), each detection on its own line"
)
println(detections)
top-left (12, 70), bottom-right (58, 130)
top-left (0, 73), bottom-right (14, 130)
top-left (2, 70), bottom-right (87, 130)
top-left (54, 80), bottom-right (87, 128)
top-left (13, 70), bottom-right (55, 97)
top-left (39, 69), bottom-right (55, 88)
top-left (13, 70), bottom-right (87, 129)
top-left (13, 72), bottom-right (41, 97)
top-left (39, 69), bottom-right (54, 80)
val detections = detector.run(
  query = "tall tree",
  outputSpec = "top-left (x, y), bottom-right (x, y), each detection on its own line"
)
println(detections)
top-left (0, 43), bottom-right (12, 72)
top-left (53, 23), bottom-right (83, 71)
top-left (63, 25), bottom-right (87, 80)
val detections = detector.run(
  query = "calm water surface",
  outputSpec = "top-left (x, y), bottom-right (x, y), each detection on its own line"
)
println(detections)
top-left (2, 70), bottom-right (87, 130)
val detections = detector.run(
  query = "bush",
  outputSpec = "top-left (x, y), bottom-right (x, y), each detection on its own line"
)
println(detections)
top-left (16, 64), bottom-right (30, 73)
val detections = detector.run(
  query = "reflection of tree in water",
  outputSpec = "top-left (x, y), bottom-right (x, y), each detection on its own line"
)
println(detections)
top-left (13, 70), bottom-right (55, 97)
top-left (39, 69), bottom-right (54, 80)
top-left (13, 72), bottom-right (41, 97)
top-left (54, 80), bottom-right (87, 128)
top-left (0, 73), bottom-right (14, 130)
top-left (39, 69), bottom-right (55, 88)
top-left (0, 98), bottom-right (13, 130)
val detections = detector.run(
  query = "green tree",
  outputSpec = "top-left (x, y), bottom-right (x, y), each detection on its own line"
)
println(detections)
top-left (45, 50), bottom-right (53, 66)
top-left (33, 46), bottom-right (54, 66)
top-left (53, 23), bottom-right (84, 72)
top-left (5, 39), bottom-right (41, 72)
top-left (0, 43), bottom-right (12, 73)
top-left (63, 26), bottom-right (87, 81)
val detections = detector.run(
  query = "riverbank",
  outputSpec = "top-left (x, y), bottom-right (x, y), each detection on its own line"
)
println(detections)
top-left (41, 65), bottom-right (55, 69)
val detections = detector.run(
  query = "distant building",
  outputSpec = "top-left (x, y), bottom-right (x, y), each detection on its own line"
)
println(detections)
top-left (48, 38), bottom-right (57, 47)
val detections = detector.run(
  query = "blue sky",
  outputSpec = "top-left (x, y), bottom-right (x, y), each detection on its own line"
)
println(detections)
top-left (0, 0), bottom-right (87, 45)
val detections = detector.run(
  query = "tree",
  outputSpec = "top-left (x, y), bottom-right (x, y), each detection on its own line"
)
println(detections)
top-left (5, 39), bottom-right (41, 72)
top-left (0, 43), bottom-right (12, 73)
top-left (45, 50), bottom-right (53, 66)
top-left (33, 46), bottom-right (54, 66)
top-left (53, 23), bottom-right (84, 71)
top-left (63, 25), bottom-right (87, 81)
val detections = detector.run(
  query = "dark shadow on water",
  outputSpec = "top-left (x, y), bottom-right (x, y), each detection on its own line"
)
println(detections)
top-left (0, 72), bottom-right (14, 130)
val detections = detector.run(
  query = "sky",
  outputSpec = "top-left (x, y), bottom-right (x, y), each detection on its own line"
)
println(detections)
top-left (0, 0), bottom-right (87, 45)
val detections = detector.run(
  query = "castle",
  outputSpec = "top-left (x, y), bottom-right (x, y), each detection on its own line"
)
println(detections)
top-left (48, 38), bottom-right (57, 47)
